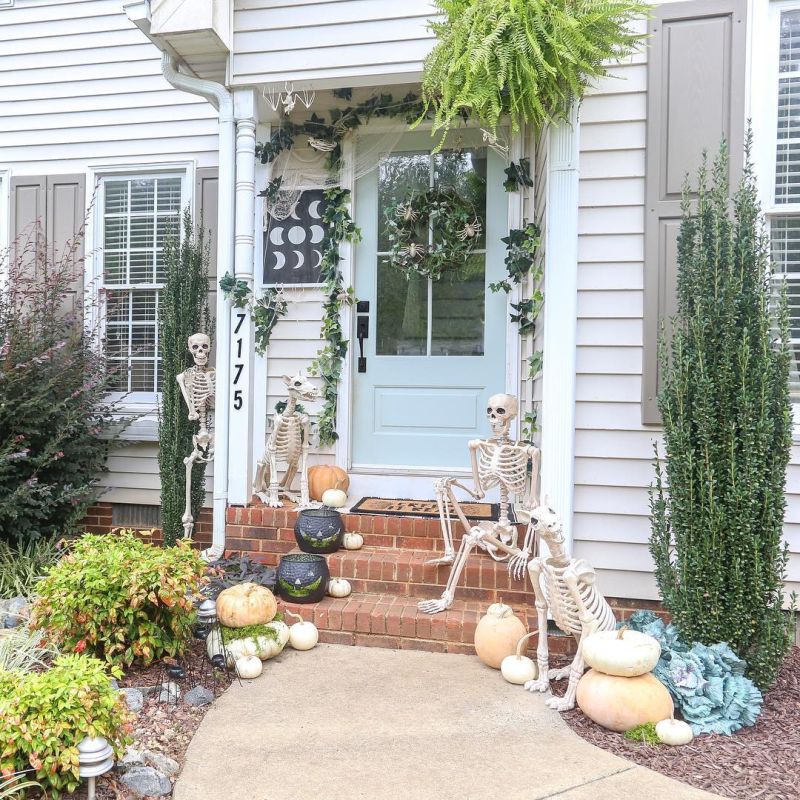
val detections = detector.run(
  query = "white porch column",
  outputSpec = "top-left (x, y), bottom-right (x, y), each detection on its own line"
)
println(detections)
top-left (227, 90), bottom-right (258, 505)
top-left (539, 104), bottom-right (580, 549)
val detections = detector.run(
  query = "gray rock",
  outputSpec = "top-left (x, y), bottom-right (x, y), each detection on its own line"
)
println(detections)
top-left (109, 678), bottom-right (120, 691)
top-left (120, 747), bottom-right (145, 769)
top-left (184, 685), bottom-right (215, 707)
top-left (120, 766), bottom-right (172, 798)
top-left (3, 616), bottom-right (19, 629)
top-left (7, 596), bottom-right (28, 615)
top-left (156, 681), bottom-right (180, 704)
top-left (143, 750), bottom-right (180, 778)
top-left (122, 687), bottom-right (144, 712)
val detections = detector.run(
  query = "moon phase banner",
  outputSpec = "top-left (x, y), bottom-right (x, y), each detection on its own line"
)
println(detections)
top-left (263, 190), bottom-right (328, 285)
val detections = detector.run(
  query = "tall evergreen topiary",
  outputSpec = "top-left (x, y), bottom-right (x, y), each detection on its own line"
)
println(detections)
top-left (158, 210), bottom-right (211, 547)
top-left (650, 140), bottom-right (794, 690)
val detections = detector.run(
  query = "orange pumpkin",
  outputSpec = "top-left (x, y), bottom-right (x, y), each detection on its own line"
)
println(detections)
top-left (308, 465), bottom-right (350, 501)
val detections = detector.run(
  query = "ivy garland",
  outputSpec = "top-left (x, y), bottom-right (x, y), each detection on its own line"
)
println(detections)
top-left (489, 223), bottom-right (543, 438)
top-left (309, 187), bottom-right (361, 447)
top-left (384, 190), bottom-right (481, 281)
top-left (219, 273), bottom-right (288, 356)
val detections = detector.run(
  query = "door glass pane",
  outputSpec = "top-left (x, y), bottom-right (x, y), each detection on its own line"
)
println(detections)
top-left (378, 151), bottom-right (430, 252)
top-left (434, 148), bottom-right (487, 249)
top-left (431, 254), bottom-right (486, 356)
top-left (376, 256), bottom-right (428, 355)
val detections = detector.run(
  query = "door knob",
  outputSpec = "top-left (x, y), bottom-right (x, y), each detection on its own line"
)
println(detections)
top-left (357, 316), bottom-right (369, 373)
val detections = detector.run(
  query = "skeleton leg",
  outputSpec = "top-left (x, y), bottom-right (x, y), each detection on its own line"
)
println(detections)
top-left (267, 448), bottom-right (281, 508)
top-left (524, 557), bottom-right (552, 694)
top-left (418, 527), bottom-right (483, 614)
top-left (298, 415), bottom-right (312, 507)
top-left (426, 478), bottom-right (457, 566)
top-left (545, 569), bottom-right (597, 711)
top-left (181, 438), bottom-right (202, 539)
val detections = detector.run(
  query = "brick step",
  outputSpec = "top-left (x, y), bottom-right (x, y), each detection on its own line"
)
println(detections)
top-left (280, 592), bottom-right (577, 657)
top-left (226, 503), bottom-right (526, 553)
top-left (329, 547), bottom-right (530, 606)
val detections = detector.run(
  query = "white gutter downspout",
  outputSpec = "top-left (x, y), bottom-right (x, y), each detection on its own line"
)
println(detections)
top-left (161, 53), bottom-right (234, 560)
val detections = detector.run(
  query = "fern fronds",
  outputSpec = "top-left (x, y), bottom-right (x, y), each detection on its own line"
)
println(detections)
top-left (420, 0), bottom-right (648, 144)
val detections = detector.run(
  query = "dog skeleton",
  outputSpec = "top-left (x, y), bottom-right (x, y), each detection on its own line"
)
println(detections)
top-left (254, 372), bottom-right (319, 507)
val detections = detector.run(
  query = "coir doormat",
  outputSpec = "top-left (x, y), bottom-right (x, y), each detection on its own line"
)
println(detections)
top-left (349, 497), bottom-right (515, 522)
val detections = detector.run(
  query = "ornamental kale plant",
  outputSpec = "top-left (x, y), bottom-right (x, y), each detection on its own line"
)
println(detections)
top-left (0, 225), bottom-right (120, 544)
top-left (650, 140), bottom-right (794, 690)
top-left (159, 210), bottom-right (211, 547)
top-left (31, 531), bottom-right (205, 667)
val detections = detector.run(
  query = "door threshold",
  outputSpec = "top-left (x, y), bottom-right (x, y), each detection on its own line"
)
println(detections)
top-left (350, 464), bottom-right (470, 477)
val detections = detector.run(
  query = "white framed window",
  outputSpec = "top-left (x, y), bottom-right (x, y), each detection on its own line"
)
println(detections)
top-left (761, 2), bottom-right (800, 397)
top-left (97, 173), bottom-right (185, 401)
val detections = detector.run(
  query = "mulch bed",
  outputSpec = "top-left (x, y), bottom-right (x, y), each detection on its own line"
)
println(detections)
top-left (555, 646), bottom-right (800, 800)
top-left (64, 641), bottom-right (233, 800)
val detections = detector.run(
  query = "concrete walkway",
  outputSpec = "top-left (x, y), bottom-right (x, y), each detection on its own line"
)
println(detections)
top-left (174, 644), bottom-right (721, 800)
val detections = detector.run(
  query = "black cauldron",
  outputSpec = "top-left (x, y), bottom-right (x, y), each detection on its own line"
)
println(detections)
top-left (277, 553), bottom-right (329, 604)
top-left (294, 507), bottom-right (344, 554)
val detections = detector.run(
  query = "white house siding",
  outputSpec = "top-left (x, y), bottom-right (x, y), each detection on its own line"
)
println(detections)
top-left (231, 0), bottom-right (437, 88)
top-left (571, 17), bottom-right (800, 602)
top-left (0, 0), bottom-right (219, 508)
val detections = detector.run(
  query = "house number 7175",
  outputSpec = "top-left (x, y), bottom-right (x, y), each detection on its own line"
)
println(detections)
top-left (232, 312), bottom-right (245, 411)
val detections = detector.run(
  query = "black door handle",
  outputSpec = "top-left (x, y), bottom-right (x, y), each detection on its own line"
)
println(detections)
top-left (357, 316), bottom-right (369, 373)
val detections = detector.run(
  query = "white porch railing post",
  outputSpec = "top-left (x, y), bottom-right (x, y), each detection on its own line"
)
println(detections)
top-left (540, 103), bottom-right (580, 550)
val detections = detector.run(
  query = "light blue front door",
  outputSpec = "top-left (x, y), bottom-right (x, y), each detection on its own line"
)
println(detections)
top-left (351, 130), bottom-right (508, 471)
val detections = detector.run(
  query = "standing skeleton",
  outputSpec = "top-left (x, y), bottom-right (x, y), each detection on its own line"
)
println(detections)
top-left (254, 372), bottom-right (319, 507)
top-left (524, 503), bottom-right (617, 711)
top-left (419, 394), bottom-right (541, 614)
top-left (176, 333), bottom-right (216, 540)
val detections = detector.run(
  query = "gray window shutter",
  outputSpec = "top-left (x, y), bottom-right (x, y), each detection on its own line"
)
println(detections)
top-left (47, 174), bottom-right (86, 311)
top-left (196, 167), bottom-right (219, 281)
top-left (9, 176), bottom-right (46, 275)
top-left (641, 0), bottom-right (747, 424)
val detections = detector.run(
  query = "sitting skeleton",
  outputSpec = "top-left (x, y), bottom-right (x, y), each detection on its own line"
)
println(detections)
top-left (418, 394), bottom-right (541, 614)
top-left (176, 333), bottom-right (216, 539)
top-left (254, 372), bottom-right (319, 508)
top-left (524, 503), bottom-right (617, 710)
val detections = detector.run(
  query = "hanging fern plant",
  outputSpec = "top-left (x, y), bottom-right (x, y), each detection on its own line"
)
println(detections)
top-left (420, 0), bottom-right (648, 143)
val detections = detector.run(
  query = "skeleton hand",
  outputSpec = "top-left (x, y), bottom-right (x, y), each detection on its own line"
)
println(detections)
top-left (188, 411), bottom-right (199, 421)
top-left (508, 548), bottom-right (530, 581)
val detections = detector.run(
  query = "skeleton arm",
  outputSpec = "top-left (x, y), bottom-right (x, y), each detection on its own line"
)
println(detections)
top-left (176, 371), bottom-right (199, 421)
top-left (523, 446), bottom-right (541, 511)
top-left (468, 439), bottom-right (485, 499)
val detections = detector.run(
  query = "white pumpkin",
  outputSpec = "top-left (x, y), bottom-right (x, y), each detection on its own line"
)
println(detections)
top-left (582, 627), bottom-right (661, 677)
top-left (255, 620), bottom-right (290, 660)
top-left (327, 578), bottom-right (352, 598)
top-left (500, 631), bottom-right (538, 685)
top-left (322, 488), bottom-right (348, 508)
top-left (343, 532), bottom-right (364, 550)
top-left (285, 611), bottom-right (319, 650)
top-left (235, 655), bottom-right (263, 680)
top-left (656, 717), bottom-right (694, 746)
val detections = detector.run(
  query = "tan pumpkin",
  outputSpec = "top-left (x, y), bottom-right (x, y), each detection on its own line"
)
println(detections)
top-left (576, 669), bottom-right (674, 732)
top-left (308, 465), bottom-right (350, 502)
top-left (216, 583), bottom-right (277, 628)
top-left (474, 603), bottom-right (528, 669)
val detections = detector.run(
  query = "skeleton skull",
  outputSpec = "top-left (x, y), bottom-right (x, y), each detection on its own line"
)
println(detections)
top-left (282, 371), bottom-right (320, 401)
top-left (530, 503), bottom-right (564, 544)
top-left (486, 393), bottom-right (518, 438)
top-left (188, 333), bottom-right (211, 367)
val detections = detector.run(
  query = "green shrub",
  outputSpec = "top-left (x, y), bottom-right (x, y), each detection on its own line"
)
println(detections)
top-left (0, 538), bottom-right (62, 599)
top-left (0, 655), bottom-right (131, 798)
top-left (0, 225), bottom-right (122, 545)
top-left (650, 140), bottom-right (795, 690)
top-left (158, 209), bottom-right (212, 547)
top-left (31, 532), bottom-right (205, 667)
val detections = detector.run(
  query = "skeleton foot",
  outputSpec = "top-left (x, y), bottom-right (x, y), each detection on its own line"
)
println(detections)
top-left (524, 677), bottom-right (550, 694)
top-left (548, 665), bottom-right (572, 680)
top-left (418, 592), bottom-right (453, 614)
top-left (545, 694), bottom-right (576, 712)
top-left (425, 552), bottom-right (455, 566)
top-left (267, 490), bottom-right (282, 508)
